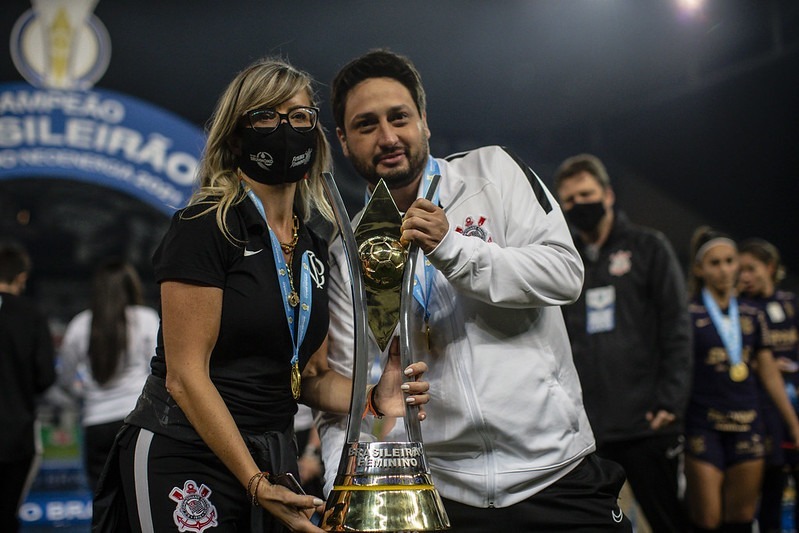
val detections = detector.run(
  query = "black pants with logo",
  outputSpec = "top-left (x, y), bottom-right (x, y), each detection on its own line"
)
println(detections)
top-left (597, 433), bottom-right (688, 533)
top-left (442, 454), bottom-right (633, 532)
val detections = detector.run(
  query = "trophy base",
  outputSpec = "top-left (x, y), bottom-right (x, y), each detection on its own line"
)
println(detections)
top-left (321, 441), bottom-right (450, 531)
top-left (322, 483), bottom-right (450, 532)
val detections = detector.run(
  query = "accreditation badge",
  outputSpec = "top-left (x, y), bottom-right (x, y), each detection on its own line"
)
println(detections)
top-left (586, 285), bottom-right (616, 334)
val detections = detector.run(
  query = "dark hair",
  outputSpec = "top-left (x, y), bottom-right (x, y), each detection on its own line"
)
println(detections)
top-left (0, 241), bottom-right (31, 284)
top-left (88, 260), bottom-right (143, 385)
top-left (331, 49), bottom-right (426, 131)
top-left (553, 153), bottom-right (611, 191)
top-left (687, 226), bottom-right (735, 298)
top-left (738, 238), bottom-right (786, 284)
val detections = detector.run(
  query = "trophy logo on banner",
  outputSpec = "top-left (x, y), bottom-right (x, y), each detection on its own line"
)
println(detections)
top-left (320, 174), bottom-right (450, 532)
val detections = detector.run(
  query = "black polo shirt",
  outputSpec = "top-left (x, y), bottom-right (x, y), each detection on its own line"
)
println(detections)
top-left (151, 195), bottom-right (329, 433)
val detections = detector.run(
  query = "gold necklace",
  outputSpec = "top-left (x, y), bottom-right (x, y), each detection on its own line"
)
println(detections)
top-left (279, 216), bottom-right (299, 255)
top-left (285, 250), bottom-right (299, 307)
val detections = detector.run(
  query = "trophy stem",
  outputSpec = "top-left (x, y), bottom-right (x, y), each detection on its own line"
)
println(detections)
top-left (320, 172), bottom-right (370, 445)
top-left (399, 174), bottom-right (440, 443)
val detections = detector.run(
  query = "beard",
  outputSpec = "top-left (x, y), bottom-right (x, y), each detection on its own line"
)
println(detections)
top-left (349, 138), bottom-right (430, 190)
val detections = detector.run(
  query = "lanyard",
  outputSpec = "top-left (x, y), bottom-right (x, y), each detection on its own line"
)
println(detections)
top-left (411, 157), bottom-right (441, 324)
top-left (702, 288), bottom-right (742, 366)
top-left (246, 189), bottom-right (312, 372)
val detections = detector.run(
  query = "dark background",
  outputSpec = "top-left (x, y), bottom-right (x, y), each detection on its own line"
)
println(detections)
top-left (1, 0), bottom-right (797, 326)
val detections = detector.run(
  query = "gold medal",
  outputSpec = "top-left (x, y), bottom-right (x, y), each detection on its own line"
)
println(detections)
top-left (291, 361), bottom-right (301, 399)
top-left (288, 291), bottom-right (299, 307)
top-left (729, 362), bottom-right (749, 382)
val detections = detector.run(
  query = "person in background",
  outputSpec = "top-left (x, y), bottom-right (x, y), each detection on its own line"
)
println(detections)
top-left (684, 226), bottom-right (799, 532)
top-left (293, 404), bottom-right (324, 498)
top-left (93, 57), bottom-right (429, 533)
top-left (553, 153), bottom-right (692, 532)
top-left (317, 48), bottom-right (631, 532)
top-left (58, 259), bottom-right (159, 492)
top-left (0, 241), bottom-right (56, 532)
top-left (737, 238), bottom-right (799, 533)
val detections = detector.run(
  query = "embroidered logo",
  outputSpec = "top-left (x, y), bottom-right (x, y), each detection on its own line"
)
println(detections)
top-left (455, 215), bottom-right (492, 243)
top-left (169, 480), bottom-right (218, 532)
top-left (608, 250), bottom-right (632, 277)
top-left (250, 151), bottom-right (274, 170)
top-left (307, 250), bottom-right (325, 289)
top-left (290, 148), bottom-right (313, 168)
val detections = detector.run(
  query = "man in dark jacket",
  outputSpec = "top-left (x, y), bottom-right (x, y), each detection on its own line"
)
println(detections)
top-left (0, 241), bottom-right (56, 532)
top-left (554, 154), bottom-right (692, 533)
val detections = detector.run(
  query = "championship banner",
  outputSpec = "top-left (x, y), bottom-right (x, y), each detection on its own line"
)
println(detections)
top-left (0, 81), bottom-right (204, 213)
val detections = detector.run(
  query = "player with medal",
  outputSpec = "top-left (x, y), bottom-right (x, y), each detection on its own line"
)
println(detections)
top-left (682, 227), bottom-right (799, 532)
top-left (737, 238), bottom-right (799, 532)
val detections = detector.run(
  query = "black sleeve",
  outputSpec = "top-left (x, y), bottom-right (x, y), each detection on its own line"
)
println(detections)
top-left (153, 204), bottom-right (243, 288)
top-left (33, 309), bottom-right (56, 393)
top-left (649, 232), bottom-right (693, 415)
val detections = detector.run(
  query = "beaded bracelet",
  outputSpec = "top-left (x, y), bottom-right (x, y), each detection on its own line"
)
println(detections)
top-left (364, 385), bottom-right (385, 419)
top-left (247, 471), bottom-right (271, 507)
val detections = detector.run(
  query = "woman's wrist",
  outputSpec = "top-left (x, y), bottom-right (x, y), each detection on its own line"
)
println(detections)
top-left (247, 471), bottom-right (271, 506)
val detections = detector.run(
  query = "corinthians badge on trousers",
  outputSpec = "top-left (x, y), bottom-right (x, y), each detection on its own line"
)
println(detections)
top-left (320, 174), bottom-right (450, 532)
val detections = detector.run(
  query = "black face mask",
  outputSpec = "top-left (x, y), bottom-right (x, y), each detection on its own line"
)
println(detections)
top-left (237, 123), bottom-right (316, 184)
top-left (565, 201), bottom-right (606, 232)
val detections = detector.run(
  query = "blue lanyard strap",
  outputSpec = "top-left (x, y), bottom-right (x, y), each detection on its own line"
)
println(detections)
top-left (702, 288), bottom-right (742, 365)
top-left (411, 157), bottom-right (441, 323)
top-left (246, 188), bottom-right (312, 368)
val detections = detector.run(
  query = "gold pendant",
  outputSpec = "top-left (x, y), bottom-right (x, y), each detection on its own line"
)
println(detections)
top-left (425, 323), bottom-right (431, 351)
top-left (729, 362), bottom-right (749, 382)
top-left (288, 290), bottom-right (299, 307)
top-left (291, 361), bottom-right (301, 399)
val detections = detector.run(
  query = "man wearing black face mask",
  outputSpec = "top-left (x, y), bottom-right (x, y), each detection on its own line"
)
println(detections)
top-left (554, 154), bottom-right (692, 533)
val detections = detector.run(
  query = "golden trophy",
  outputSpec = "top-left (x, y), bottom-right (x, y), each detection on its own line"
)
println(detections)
top-left (320, 173), bottom-right (450, 532)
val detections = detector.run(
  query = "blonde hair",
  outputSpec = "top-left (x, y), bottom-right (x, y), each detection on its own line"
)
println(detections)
top-left (187, 57), bottom-right (334, 240)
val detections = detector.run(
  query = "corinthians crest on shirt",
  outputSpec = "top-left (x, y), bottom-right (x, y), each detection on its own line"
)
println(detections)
top-left (170, 480), bottom-right (218, 532)
top-left (455, 215), bottom-right (493, 243)
top-left (608, 250), bottom-right (632, 277)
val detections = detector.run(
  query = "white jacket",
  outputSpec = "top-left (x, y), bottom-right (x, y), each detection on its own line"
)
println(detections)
top-left (317, 146), bottom-right (595, 508)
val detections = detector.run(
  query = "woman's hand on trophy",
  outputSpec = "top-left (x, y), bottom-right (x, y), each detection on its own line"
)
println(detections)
top-left (373, 337), bottom-right (430, 420)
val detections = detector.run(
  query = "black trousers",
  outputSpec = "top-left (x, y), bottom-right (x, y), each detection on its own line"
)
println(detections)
top-left (596, 433), bottom-right (688, 533)
top-left (0, 456), bottom-right (35, 533)
top-left (84, 418), bottom-right (126, 493)
top-left (442, 454), bottom-right (633, 532)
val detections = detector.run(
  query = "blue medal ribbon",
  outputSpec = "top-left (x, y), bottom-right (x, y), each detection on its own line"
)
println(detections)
top-left (246, 188), bottom-right (312, 384)
top-left (411, 157), bottom-right (441, 327)
top-left (702, 288), bottom-right (743, 368)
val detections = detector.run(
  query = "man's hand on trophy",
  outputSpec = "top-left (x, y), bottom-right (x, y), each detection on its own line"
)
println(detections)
top-left (372, 337), bottom-right (430, 420)
top-left (399, 198), bottom-right (449, 254)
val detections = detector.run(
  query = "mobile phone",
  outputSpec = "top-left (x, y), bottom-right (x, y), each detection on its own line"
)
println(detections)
top-left (272, 472), bottom-right (306, 495)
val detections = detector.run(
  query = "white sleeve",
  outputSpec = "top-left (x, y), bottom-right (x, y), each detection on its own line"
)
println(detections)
top-left (429, 148), bottom-right (583, 307)
top-left (57, 311), bottom-right (89, 397)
